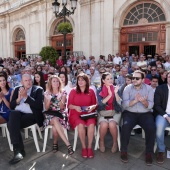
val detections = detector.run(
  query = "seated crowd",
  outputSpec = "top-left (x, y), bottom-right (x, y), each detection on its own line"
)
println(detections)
top-left (0, 52), bottom-right (170, 166)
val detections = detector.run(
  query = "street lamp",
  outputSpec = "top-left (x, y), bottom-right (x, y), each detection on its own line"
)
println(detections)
top-left (52, 0), bottom-right (77, 64)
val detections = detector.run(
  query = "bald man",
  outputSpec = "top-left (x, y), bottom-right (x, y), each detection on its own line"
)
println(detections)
top-left (8, 74), bottom-right (44, 165)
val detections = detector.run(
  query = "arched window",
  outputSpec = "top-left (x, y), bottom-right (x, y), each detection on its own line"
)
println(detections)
top-left (123, 2), bottom-right (166, 26)
top-left (15, 29), bottom-right (25, 41)
top-left (53, 19), bottom-right (72, 35)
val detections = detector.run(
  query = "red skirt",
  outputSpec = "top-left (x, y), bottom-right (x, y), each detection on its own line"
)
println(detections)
top-left (69, 111), bottom-right (96, 129)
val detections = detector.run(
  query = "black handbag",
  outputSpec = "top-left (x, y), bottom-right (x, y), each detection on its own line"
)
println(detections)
top-left (80, 112), bottom-right (98, 120)
top-left (43, 110), bottom-right (65, 120)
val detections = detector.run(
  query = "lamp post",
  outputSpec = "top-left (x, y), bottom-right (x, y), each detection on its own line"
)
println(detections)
top-left (52, 0), bottom-right (77, 64)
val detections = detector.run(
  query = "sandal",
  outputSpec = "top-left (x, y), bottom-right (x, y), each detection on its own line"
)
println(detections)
top-left (53, 144), bottom-right (58, 153)
top-left (82, 148), bottom-right (87, 158)
top-left (67, 145), bottom-right (74, 155)
top-left (87, 148), bottom-right (94, 158)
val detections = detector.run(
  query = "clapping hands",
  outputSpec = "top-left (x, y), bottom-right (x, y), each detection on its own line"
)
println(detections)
top-left (0, 92), bottom-right (5, 99)
top-left (106, 85), bottom-right (112, 96)
top-left (44, 92), bottom-right (52, 101)
top-left (135, 93), bottom-right (148, 104)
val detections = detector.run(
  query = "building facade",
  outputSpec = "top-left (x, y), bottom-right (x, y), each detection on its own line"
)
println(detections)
top-left (0, 0), bottom-right (170, 59)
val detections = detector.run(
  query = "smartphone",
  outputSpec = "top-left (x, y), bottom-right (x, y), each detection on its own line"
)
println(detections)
top-left (81, 106), bottom-right (88, 112)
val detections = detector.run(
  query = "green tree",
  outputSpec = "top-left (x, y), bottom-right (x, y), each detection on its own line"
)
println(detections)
top-left (57, 22), bottom-right (73, 34)
top-left (39, 46), bottom-right (58, 66)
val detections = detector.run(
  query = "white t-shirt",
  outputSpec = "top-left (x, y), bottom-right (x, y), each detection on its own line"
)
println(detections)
top-left (164, 62), bottom-right (170, 71)
top-left (113, 57), bottom-right (122, 65)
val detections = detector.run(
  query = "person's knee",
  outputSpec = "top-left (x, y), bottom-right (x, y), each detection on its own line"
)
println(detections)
top-left (78, 123), bottom-right (85, 131)
top-left (88, 123), bottom-right (95, 129)
top-left (122, 122), bottom-right (133, 131)
top-left (109, 121), bottom-right (117, 128)
top-left (100, 122), bottom-right (108, 129)
top-left (144, 125), bottom-right (155, 135)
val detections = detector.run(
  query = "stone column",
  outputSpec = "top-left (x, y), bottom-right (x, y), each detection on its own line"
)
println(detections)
top-left (166, 22), bottom-right (170, 55)
top-left (113, 27), bottom-right (120, 55)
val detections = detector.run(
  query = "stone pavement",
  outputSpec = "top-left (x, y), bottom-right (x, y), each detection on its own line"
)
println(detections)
top-left (0, 129), bottom-right (170, 170)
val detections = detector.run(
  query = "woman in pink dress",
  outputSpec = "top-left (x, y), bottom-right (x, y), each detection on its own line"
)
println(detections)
top-left (68, 73), bottom-right (97, 158)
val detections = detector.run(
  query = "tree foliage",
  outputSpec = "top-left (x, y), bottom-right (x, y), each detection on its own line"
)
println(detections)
top-left (39, 46), bottom-right (58, 66)
top-left (57, 22), bottom-right (73, 34)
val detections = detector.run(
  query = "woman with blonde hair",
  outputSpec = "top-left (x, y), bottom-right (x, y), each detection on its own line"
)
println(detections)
top-left (43, 75), bottom-right (74, 155)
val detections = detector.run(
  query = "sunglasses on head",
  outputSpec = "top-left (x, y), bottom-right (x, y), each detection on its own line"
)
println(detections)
top-left (132, 77), bottom-right (142, 80)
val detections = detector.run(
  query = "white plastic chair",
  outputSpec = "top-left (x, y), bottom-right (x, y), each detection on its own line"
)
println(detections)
top-left (24, 124), bottom-right (43, 139)
top-left (133, 125), bottom-right (145, 138)
top-left (42, 125), bottom-right (68, 152)
top-left (0, 123), bottom-right (13, 151)
top-left (73, 126), bottom-right (97, 151)
top-left (23, 124), bottom-right (42, 152)
top-left (154, 126), bottom-right (170, 153)
top-left (94, 125), bottom-right (120, 151)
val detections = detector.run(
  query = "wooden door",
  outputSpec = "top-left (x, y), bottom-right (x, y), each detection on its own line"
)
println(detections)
top-left (120, 24), bottom-right (166, 56)
top-left (14, 41), bottom-right (26, 59)
top-left (51, 33), bottom-right (73, 56)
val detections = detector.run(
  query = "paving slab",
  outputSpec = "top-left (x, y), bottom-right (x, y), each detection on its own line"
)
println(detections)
top-left (0, 130), bottom-right (170, 170)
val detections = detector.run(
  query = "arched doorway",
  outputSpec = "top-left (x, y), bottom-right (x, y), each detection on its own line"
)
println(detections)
top-left (120, 2), bottom-right (166, 57)
top-left (14, 29), bottom-right (26, 59)
top-left (51, 20), bottom-right (73, 57)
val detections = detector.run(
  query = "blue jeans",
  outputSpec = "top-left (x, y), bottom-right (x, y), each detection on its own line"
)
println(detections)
top-left (156, 115), bottom-right (170, 152)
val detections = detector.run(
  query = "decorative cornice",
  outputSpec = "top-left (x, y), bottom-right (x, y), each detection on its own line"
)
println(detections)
top-left (80, 0), bottom-right (104, 6)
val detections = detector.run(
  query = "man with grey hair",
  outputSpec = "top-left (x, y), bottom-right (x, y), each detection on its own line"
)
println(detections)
top-left (117, 67), bottom-right (128, 86)
top-left (8, 74), bottom-right (44, 165)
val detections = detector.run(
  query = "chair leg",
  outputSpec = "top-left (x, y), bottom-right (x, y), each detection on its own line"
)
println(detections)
top-left (63, 127), bottom-right (68, 140)
top-left (117, 125), bottom-right (121, 151)
top-left (2, 127), bottom-right (6, 137)
top-left (31, 125), bottom-right (40, 152)
top-left (94, 125), bottom-right (100, 150)
top-left (94, 126), bottom-right (97, 139)
top-left (142, 129), bottom-right (145, 139)
top-left (154, 141), bottom-right (157, 153)
top-left (50, 127), bottom-right (53, 139)
top-left (42, 127), bottom-right (49, 152)
top-left (25, 128), bottom-right (29, 139)
top-left (5, 126), bottom-right (13, 151)
top-left (36, 124), bottom-right (43, 139)
top-left (73, 126), bottom-right (78, 151)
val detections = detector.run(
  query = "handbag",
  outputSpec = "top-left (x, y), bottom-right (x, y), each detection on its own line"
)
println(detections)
top-left (80, 112), bottom-right (98, 120)
top-left (99, 110), bottom-right (115, 117)
top-left (43, 110), bottom-right (65, 120)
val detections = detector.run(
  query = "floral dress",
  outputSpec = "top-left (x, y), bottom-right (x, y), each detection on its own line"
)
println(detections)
top-left (43, 91), bottom-right (70, 130)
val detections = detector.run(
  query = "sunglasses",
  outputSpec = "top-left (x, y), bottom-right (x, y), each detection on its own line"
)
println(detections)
top-left (151, 69), bottom-right (156, 71)
top-left (100, 72), bottom-right (105, 74)
top-left (132, 77), bottom-right (142, 80)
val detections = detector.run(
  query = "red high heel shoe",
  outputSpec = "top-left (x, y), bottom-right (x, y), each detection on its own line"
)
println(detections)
top-left (82, 148), bottom-right (87, 158)
top-left (87, 148), bottom-right (94, 158)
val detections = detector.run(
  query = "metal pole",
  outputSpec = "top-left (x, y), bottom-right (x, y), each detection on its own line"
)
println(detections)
top-left (63, 33), bottom-right (66, 64)
top-left (63, 6), bottom-right (67, 64)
